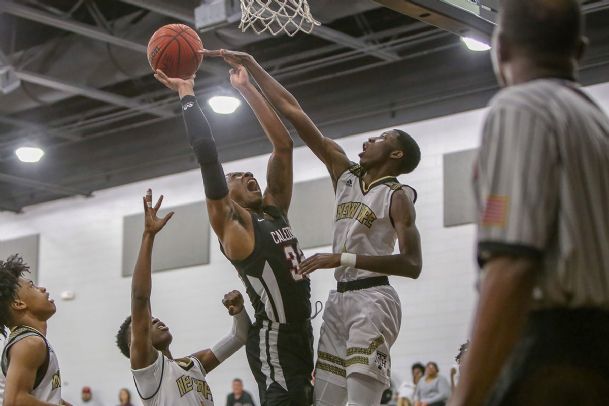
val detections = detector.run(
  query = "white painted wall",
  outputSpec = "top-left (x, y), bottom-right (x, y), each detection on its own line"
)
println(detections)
top-left (2, 82), bottom-right (608, 405)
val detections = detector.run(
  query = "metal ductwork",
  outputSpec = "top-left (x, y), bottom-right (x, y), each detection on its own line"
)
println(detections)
top-left (0, 0), bottom-right (381, 116)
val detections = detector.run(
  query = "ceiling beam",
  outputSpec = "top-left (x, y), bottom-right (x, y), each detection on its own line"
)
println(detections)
top-left (0, 1), bottom-right (222, 77)
top-left (15, 70), bottom-right (175, 118)
top-left (0, 116), bottom-right (80, 141)
top-left (311, 26), bottom-right (400, 62)
top-left (116, 0), bottom-right (400, 62)
top-left (0, 172), bottom-right (92, 197)
top-left (0, 1), bottom-right (146, 53)
top-left (118, 0), bottom-right (195, 24)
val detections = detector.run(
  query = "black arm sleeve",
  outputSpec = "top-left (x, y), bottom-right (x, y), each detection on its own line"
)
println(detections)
top-left (180, 95), bottom-right (229, 200)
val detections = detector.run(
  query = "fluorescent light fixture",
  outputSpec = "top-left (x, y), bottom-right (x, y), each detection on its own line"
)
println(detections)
top-left (208, 96), bottom-right (241, 114)
top-left (15, 147), bottom-right (45, 163)
top-left (461, 37), bottom-right (491, 51)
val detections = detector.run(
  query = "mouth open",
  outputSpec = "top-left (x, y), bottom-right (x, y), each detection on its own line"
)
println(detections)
top-left (246, 178), bottom-right (259, 192)
top-left (154, 321), bottom-right (168, 331)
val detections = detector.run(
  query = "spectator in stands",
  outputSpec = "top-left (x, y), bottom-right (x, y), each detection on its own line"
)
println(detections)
top-left (117, 388), bottom-right (133, 406)
top-left (414, 362), bottom-right (451, 406)
top-left (81, 386), bottom-right (103, 406)
top-left (397, 363), bottom-right (425, 406)
top-left (226, 378), bottom-right (256, 406)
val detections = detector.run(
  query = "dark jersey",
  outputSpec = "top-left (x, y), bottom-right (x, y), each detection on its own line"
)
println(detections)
top-left (223, 206), bottom-right (311, 323)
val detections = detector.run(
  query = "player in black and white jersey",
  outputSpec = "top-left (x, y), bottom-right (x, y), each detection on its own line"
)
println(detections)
top-left (0, 255), bottom-right (70, 406)
top-left (154, 62), bottom-right (313, 405)
top-left (205, 49), bottom-right (423, 406)
top-left (116, 190), bottom-right (251, 406)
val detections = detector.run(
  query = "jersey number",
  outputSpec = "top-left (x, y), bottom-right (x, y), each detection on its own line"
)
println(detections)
top-left (284, 244), bottom-right (305, 281)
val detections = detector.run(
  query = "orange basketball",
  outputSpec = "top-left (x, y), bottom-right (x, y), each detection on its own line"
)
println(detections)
top-left (147, 24), bottom-right (203, 79)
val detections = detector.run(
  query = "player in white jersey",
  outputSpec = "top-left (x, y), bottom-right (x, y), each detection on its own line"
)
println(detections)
top-left (115, 190), bottom-right (251, 406)
top-left (205, 49), bottom-right (423, 406)
top-left (0, 255), bottom-right (70, 406)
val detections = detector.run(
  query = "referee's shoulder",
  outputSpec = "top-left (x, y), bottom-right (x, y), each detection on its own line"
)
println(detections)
top-left (489, 80), bottom-right (560, 121)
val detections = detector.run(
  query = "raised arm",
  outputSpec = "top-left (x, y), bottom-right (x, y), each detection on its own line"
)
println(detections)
top-left (191, 290), bottom-right (251, 373)
top-left (3, 337), bottom-right (60, 406)
top-left (205, 49), bottom-right (351, 186)
top-left (299, 189), bottom-right (422, 278)
top-left (130, 190), bottom-right (174, 370)
top-left (154, 70), bottom-right (254, 261)
top-left (229, 64), bottom-right (294, 213)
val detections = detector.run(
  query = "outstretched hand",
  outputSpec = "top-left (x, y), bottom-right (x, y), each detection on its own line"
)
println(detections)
top-left (143, 189), bottom-right (174, 235)
top-left (154, 69), bottom-right (195, 96)
top-left (203, 49), bottom-right (253, 67)
top-left (298, 253), bottom-right (340, 276)
top-left (222, 290), bottom-right (245, 315)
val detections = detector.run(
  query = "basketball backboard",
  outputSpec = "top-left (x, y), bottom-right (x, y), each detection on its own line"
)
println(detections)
top-left (374, 0), bottom-right (498, 42)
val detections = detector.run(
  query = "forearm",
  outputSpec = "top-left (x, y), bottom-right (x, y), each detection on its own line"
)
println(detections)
top-left (353, 253), bottom-right (421, 279)
top-left (451, 258), bottom-right (536, 406)
top-left (238, 84), bottom-right (292, 151)
top-left (243, 58), bottom-right (300, 116)
top-left (211, 308), bottom-right (251, 363)
top-left (180, 94), bottom-right (229, 200)
top-left (132, 233), bottom-right (155, 300)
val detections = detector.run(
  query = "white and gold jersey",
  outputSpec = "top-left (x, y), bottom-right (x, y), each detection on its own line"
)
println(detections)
top-left (133, 352), bottom-right (214, 406)
top-left (333, 164), bottom-right (417, 282)
top-left (0, 326), bottom-right (62, 404)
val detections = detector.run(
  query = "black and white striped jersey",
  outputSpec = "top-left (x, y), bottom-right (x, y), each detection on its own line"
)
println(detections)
top-left (475, 79), bottom-right (609, 309)
top-left (223, 206), bottom-right (311, 323)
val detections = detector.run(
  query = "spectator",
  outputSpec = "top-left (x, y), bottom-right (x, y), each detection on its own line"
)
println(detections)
top-left (81, 386), bottom-right (103, 406)
top-left (226, 378), bottom-right (256, 406)
top-left (117, 388), bottom-right (133, 406)
top-left (397, 363), bottom-right (425, 406)
top-left (413, 362), bottom-right (451, 406)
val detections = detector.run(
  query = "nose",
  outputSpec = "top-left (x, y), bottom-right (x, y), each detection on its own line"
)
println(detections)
top-left (152, 318), bottom-right (159, 323)
top-left (40, 286), bottom-right (47, 293)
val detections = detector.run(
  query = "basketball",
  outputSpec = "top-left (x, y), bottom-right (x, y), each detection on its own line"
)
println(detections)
top-left (147, 24), bottom-right (203, 79)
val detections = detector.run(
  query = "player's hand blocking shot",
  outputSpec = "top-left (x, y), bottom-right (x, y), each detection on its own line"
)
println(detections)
top-left (116, 190), bottom-right (251, 406)
top-left (206, 48), bottom-right (422, 406)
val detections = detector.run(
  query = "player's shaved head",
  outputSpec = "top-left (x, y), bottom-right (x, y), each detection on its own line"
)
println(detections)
top-left (499, 0), bottom-right (583, 59)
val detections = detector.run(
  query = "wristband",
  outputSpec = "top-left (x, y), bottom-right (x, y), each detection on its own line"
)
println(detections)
top-left (341, 253), bottom-right (357, 268)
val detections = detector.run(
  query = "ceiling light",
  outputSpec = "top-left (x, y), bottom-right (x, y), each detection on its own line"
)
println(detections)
top-left (15, 147), bottom-right (45, 163)
top-left (208, 96), bottom-right (241, 114)
top-left (461, 37), bottom-right (491, 52)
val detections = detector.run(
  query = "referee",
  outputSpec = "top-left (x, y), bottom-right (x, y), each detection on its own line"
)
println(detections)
top-left (451, 1), bottom-right (609, 405)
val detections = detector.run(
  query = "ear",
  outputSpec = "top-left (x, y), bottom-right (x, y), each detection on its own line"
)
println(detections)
top-left (390, 150), bottom-right (404, 160)
top-left (496, 31), bottom-right (511, 65)
top-left (576, 36), bottom-right (589, 62)
top-left (11, 299), bottom-right (27, 312)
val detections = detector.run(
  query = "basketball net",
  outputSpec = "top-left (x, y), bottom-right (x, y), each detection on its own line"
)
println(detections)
top-left (239, 0), bottom-right (321, 37)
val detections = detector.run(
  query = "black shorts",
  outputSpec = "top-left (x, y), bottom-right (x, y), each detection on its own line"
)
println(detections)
top-left (247, 319), bottom-right (314, 406)
top-left (487, 308), bottom-right (609, 406)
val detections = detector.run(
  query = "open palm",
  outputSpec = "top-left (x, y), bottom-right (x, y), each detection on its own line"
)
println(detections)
top-left (143, 189), bottom-right (174, 235)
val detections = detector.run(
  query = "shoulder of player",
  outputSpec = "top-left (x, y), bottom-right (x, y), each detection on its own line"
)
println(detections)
top-left (343, 162), bottom-right (364, 178)
top-left (384, 182), bottom-right (417, 203)
top-left (172, 356), bottom-right (202, 373)
top-left (7, 335), bottom-right (48, 362)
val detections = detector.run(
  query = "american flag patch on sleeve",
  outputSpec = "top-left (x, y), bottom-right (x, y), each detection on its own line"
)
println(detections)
top-left (482, 195), bottom-right (508, 227)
